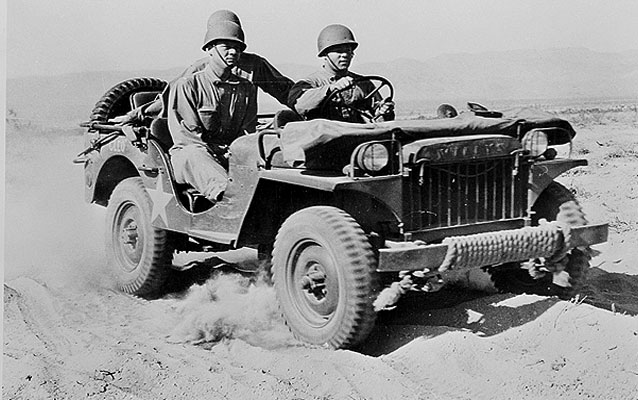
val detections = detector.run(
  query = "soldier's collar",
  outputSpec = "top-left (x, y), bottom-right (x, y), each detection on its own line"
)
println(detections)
top-left (322, 64), bottom-right (349, 79)
top-left (205, 62), bottom-right (237, 83)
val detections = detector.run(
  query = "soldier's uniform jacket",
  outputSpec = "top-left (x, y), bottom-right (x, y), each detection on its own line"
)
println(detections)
top-left (129, 53), bottom-right (293, 122)
top-left (161, 53), bottom-right (293, 116)
top-left (168, 62), bottom-right (256, 151)
top-left (288, 69), bottom-right (379, 123)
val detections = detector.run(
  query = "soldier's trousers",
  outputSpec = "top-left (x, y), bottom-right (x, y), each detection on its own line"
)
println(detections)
top-left (169, 144), bottom-right (227, 201)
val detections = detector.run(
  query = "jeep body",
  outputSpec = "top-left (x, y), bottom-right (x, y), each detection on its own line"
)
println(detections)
top-left (78, 77), bottom-right (608, 349)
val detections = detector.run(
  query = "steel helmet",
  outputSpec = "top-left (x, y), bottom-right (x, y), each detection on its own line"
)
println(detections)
top-left (317, 24), bottom-right (358, 57)
top-left (436, 103), bottom-right (458, 118)
top-left (202, 20), bottom-right (246, 51)
top-left (207, 9), bottom-right (241, 29)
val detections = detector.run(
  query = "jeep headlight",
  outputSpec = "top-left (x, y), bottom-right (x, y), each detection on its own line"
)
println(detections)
top-left (356, 143), bottom-right (389, 173)
top-left (522, 130), bottom-right (548, 157)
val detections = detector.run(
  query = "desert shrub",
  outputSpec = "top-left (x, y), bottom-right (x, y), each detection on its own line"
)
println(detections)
top-left (6, 108), bottom-right (83, 135)
top-left (604, 147), bottom-right (638, 160)
top-left (608, 215), bottom-right (638, 234)
top-left (6, 109), bottom-right (34, 130)
top-left (555, 104), bottom-right (638, 128)
top-left (566, 183), bottom-right (591, 200)
top-left (575, 147), bottom-right (590, 155)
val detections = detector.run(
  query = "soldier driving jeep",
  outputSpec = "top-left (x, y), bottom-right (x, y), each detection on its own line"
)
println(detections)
top-left (288, 24), bottom-right (395, 123)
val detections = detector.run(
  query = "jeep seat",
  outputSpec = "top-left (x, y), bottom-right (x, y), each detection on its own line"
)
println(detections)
top-left (149, 118), bottom-right (174, 152)
top-left (131, 91), bottom-right (161, 110)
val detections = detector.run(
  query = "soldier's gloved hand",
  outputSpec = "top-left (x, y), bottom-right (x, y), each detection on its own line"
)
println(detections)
top-left (376, 99), bottom-right (395, 116)
top-left (109, 111), bottom-right (136, 125)
top-left (328, 76), bottom-right (354, 93)
top-left (109, 107), bottom-right (144, 125)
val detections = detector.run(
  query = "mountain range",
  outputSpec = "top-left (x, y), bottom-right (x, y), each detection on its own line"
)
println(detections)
top-left (6, 47), bottom-right (638, 124)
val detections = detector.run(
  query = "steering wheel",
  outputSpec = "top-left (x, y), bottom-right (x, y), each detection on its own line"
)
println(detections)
top-left (322, 75), bottom-right (394, 123)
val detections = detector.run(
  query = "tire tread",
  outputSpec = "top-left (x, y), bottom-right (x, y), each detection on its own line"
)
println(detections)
top-left (272, 206), bottom-right (377, 349)
top-left (90, 77), bottom-right (167, 122)
top-left (106, 177), bottom-right (172, 297)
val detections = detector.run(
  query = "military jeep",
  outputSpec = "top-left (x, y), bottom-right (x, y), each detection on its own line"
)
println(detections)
top-left (76, 76), bottom-right (608, 349)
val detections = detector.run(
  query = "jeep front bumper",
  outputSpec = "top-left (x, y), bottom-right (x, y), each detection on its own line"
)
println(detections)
top-left (377, 223), bottom-right (608, 273)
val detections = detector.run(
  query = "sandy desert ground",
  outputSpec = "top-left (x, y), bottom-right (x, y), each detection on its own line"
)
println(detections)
top-left (4, 105), bottom-right (638, 399)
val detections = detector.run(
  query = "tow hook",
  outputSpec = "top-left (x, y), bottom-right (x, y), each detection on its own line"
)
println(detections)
top-left (373, 268), bottom-right (445, 312)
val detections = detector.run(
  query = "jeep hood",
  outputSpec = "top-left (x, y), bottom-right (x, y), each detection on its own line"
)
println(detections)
top-left (280, 108), bottom-right (575, 164)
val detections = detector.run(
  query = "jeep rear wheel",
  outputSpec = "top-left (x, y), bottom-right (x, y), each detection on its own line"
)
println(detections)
top-left (272, 206), bottom-right (378, 349)
top-left (106, 177), bottom-right (172, 297)
top-left (490, 182), bottom-right (590, 299)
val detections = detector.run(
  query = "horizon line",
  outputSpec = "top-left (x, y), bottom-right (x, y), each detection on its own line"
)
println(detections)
top-left (7, 46), bottom-right (638, 80)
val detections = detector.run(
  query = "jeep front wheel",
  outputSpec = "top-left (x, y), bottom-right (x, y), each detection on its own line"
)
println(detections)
top-left (105, 177), bottom-right (172, 297)
top-left (490, 182), bottom-right (590, 299)
top-left (272, 206), bottom-right (378, 349)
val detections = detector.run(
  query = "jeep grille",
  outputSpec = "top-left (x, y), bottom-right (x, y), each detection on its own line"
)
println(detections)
top-left (404, 157), bottom-right (528, 231)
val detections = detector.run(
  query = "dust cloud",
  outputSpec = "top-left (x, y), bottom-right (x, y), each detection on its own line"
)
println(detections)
top-left (4, 124), bottom-right (112, 291)
top-left (5, 123), bottom-right (296, 349)
top-left (165, 271), bottom-right (296, 349)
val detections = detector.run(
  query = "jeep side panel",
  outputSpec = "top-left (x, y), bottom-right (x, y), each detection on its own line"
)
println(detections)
top-left (236, 172), bottom-right (403, 246)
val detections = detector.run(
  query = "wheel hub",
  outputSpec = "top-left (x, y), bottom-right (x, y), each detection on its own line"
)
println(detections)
top-left (300, 263), bottom-right (327, 300)
top-left (121, 221), bottom-right (139, 248)
top-left (288, 242), bottom-right (339, 324)
top-left (114, 203), bottom-right (144, 271)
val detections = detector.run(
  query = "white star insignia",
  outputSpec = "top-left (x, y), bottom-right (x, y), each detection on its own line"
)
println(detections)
top-left (146, 175), bottom-right (174, 227)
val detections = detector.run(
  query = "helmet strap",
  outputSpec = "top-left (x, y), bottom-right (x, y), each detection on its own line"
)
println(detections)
top-left (207, 44), bottom-right (234, 77)
top-left (325, 55), bottom-right (346, 75)
top-left (213, 44), bottom-right (232, 68)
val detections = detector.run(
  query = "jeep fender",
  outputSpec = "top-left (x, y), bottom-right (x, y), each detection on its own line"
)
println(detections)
top-left (87, 137), bottom-right (168, 207)
top-left (86, 133), bottom-right (146, 206)
top-left (529, 158), bottom-right (587, 205)
top-left (236, 171), bottom-right (403, 246)
top-left (89, 154), bottom-right (139, 206)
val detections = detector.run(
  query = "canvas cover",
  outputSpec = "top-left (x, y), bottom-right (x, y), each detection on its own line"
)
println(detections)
top-left (280, 109), bottom-right (575, 164)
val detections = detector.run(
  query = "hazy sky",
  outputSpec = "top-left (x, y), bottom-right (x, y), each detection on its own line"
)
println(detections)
top-left (6, 0), bottom-right (638, 78)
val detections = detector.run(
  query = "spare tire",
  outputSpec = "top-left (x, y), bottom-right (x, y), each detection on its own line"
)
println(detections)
top-left (89, 77), bottom-right (167, 122)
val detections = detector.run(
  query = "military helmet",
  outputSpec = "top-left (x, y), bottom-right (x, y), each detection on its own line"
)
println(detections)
top-left (436, 103), bottom-right (459, 119)
top-left (207, 9), bottom-right (241, 29)
top-left (202, 20), bottom-right (246, 51)
top-left (317, 24), bottom-right (358, 57)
